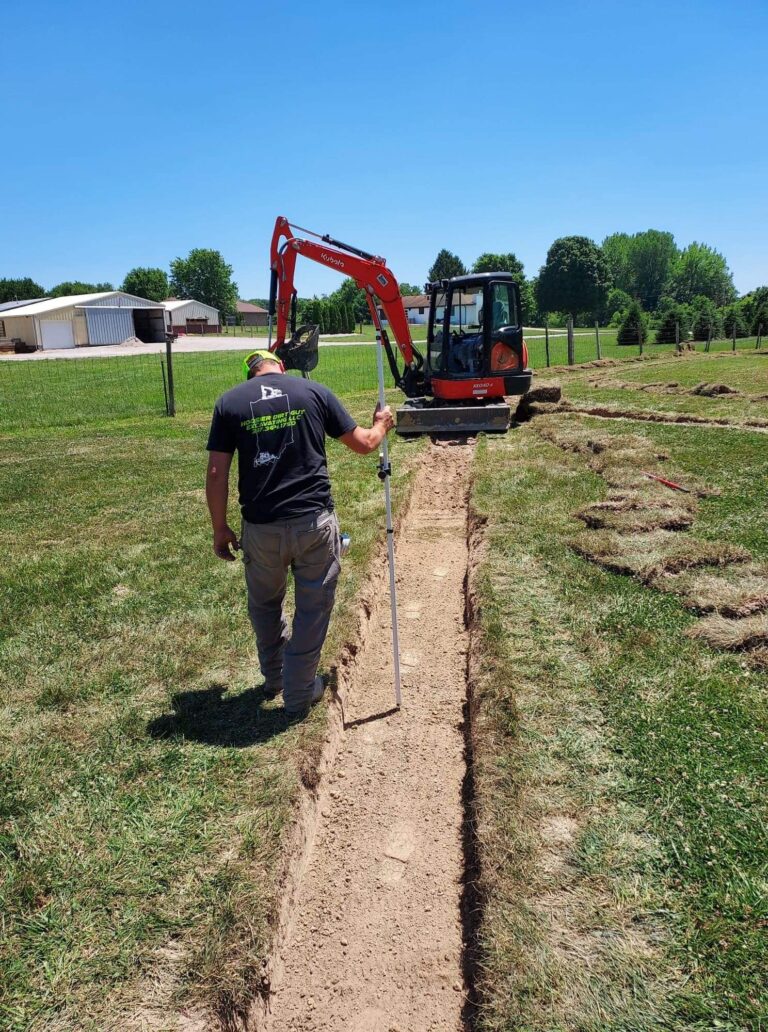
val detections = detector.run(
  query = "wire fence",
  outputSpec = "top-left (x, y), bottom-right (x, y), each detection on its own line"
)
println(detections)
top-left (0, 330), bottom-right (764, 432)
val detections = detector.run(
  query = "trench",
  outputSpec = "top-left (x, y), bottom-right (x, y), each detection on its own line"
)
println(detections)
top-left (252, 441), bottom-right (479, 1032)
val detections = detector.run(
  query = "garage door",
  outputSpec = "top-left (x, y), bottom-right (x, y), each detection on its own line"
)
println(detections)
top-left (85, 307), bottom-right (134, 345)
top-left (40, 320), bottom-right (75, 349)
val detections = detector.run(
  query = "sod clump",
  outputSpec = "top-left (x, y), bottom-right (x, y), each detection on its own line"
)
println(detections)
top-left (690, 382), bottom-right (741, 397)
top-left (656, 565), bottom-right (768, 617)
top-left (688, 613), bottom-right (768, 654)
top-left (513, 382), bottom-right (563, 421)
top-left (537, 414), bottom-right (767, 667)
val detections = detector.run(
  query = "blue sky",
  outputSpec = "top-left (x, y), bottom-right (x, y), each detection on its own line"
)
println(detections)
top-left (3, 0), bottom-right (766, 299)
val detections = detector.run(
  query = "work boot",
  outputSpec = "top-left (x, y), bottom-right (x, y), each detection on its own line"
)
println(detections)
top-left (261, 680), bottom-right (282, 700)
top-left (284, 676), bottom-right (325, 720)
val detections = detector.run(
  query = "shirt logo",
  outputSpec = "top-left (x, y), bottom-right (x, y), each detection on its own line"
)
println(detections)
top-left (261, 384), bottom-right (284, 400)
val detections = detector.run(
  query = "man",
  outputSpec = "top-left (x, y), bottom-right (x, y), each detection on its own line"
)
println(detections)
top-left (206, 349), bottom-right (394, 718)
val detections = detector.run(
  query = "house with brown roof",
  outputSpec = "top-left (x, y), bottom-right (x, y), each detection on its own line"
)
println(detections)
top-left (401, 294), bottom-right (430, 324)
top-left (236, 300), bottom-right (269, 327)
top-left (401, 292), bottom-right (482, 326)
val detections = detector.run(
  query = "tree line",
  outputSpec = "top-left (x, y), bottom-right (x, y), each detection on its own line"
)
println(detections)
top-left (4, 233), bottom-right (764, 341)
top-left (0, 250), bottom-right (239, 319)
top-left (425, 231), bottom-right (767, 339)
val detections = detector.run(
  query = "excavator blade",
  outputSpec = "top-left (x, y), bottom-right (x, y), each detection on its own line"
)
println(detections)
top-left (395, 399), bottom-right (511, 436)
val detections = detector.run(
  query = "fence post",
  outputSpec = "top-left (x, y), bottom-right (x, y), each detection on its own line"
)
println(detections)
top-left (567, 315), bottom-right (574, 365)
top-left (675, 320), bottom-right (680, 352)
top-left (161, 359), bottom-right (169, 415)
top-left (165, 335), bottom-right (176, 416)
top-left (639, 322), bottom-right (644, 356)
top-left (732, 324), bottom-right (736, 352)
top-left (706, 325), bottom-right (712, 353)
top-left (757, 322), bottom-right (763, 350)
top-left (545, 318), bottom-right (551, 367)
top-left (595, 320), bottom-right (601, 359)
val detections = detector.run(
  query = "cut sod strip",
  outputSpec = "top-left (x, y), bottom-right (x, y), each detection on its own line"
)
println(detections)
top-left (261, 444), bottom-right (475, 1032)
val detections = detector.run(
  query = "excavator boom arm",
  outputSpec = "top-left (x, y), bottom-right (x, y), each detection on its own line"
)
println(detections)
top-left (269, 216), bottom-right (416, 368)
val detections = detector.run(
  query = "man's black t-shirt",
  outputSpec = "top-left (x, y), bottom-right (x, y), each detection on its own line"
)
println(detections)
top-left (207, 373), bottom-right (357, 523)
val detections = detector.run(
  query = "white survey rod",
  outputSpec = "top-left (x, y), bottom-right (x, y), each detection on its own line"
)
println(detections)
top-left (375, 328), bottom-right (403, 708)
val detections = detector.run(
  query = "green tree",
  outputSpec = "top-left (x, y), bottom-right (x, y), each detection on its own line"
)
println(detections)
top-left (330, 278), bottom-right (370, 323)
top-left (668, 243), bottom-right (735, 306)
top-left (48, 281), bottom-right (113, 297)
top-left (740, 286), bottom-right (768, 334)
top-left (617, 300), bottom-right (648, 346)
top-left (169, 248), bottom-right (238, 318)
top-left (304, 298), bottom-right (321, 328)
top-left (536, 236), bottom-right (611, 319)
top-left (690, 297), bottom-right (722, 341)
top-left (399, 282), bottom-right (422, 296)
top-left (121, 267), bottom-right (169, 302)
top-left (629, 230), bottom-right (678, 310)
top-left (0, 277), bottom-right (45, 304)
top-left (428, 249), bottom-right (467, 282)
top-left (605, 287), bottom-right (633, 325)
top-left (472, 252), bottom-right (525, 281)
top-left (602, 230), bottom-right (678, 311)
top-left (601, 233), bottom-right (633, 293)
top-left (655, 304), bottom-right (689, 344)
top-left (519, 279), bottom-right (537, 325)
top-left (721, 303), bottom-right (748, 339)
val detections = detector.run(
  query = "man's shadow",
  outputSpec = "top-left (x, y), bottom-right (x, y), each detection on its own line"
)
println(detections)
top-left (147, 683), bottom-right (292, 747)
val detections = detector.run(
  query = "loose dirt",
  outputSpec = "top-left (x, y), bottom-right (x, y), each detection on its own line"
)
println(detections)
top-left (263, 443), bottom-right (474, 1032)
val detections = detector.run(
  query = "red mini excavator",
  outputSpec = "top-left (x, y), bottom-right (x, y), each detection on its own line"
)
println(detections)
top-left (266, 216), bottom-right (532, 434)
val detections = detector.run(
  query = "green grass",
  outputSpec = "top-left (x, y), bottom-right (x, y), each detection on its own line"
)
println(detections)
top-left (526, 329), bottom-right (764, 369)
top-left (554, 351), bottom-right (768, 423)
top-left (2, 336), bottom-right (761, 434)
top-left (215, 323), bottom-right (431, 343)
top-left (0, 377), bottom-right (423, 1028)
top-left (0, 345), bottom-right (388, 431)
top-left (470, 417), bottom-right (767, 1030)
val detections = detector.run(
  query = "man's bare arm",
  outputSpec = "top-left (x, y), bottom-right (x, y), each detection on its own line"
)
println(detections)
top-left (339, 405), bottom-right (395, 455)
top-left (206, 451), bottom-right (239, 561)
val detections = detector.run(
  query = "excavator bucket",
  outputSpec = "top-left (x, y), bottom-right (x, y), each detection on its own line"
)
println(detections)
top-left (395, 399), bottom-right (511, 436)
top-left (275, 323), bottom-right (319, 373)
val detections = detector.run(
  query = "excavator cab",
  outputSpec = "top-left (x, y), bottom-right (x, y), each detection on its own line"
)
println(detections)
top-left (396, 273), bottom-right (532, 435)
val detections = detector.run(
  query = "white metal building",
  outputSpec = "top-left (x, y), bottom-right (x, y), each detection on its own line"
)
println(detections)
top-left (0, 291), bottom-right (167, 350)
top-left (163, 298), bottom-right (221, 335)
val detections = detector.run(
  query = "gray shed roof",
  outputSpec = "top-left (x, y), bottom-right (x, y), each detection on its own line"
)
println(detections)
top-left (0, 298), bottom-right (45, 312)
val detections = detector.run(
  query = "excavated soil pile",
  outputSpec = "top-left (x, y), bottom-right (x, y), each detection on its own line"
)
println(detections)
top-left (262, 444), bottom-right (475, 1032)
top-left (536, 417), bottom-right (768, 667)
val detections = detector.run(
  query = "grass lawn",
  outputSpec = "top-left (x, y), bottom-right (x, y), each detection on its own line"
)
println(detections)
top-left (526, 330), bottom-right (764, 369)
top-left (0, 360), bottom-right (423, 1029)
top-left (553, 350), bottom-right (768, 424)
top-left (469, 411), bottom-right (767, 1030)
top-left (0, 345), bottom-right (390, 431)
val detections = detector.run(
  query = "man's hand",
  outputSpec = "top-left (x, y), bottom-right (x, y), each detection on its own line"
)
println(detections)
top-left (373, 403), bottom-right (395, 433)
top-left (340, 405), bottom-right (395, 455)
top-left (213, 525), bottom-right (240, 562)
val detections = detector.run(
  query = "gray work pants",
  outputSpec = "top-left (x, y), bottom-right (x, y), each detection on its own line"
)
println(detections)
top-left (241, 509), bottom-right (341, 713)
